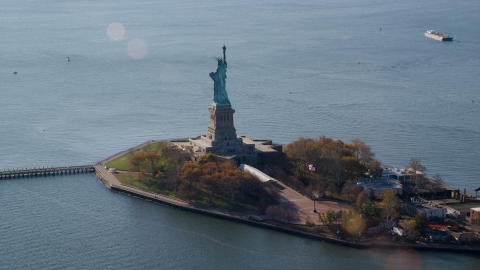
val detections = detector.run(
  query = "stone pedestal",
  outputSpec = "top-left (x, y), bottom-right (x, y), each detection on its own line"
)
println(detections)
top-left (206, 104), bottom-right (237, 144)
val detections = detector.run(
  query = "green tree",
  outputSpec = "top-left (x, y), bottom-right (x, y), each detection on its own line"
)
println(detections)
top-left (195, 153), bottom-right (218, 166)
top-left (319, 210), bottom-right (337, 229)
top-left (355, 189), bottom-right (377, 217)
top-left (403, 219), bottom-right (419, 239)
top-left (144, 152), bottom-right (161, 173)
top-left (414, 212), bottom-right (428, 232)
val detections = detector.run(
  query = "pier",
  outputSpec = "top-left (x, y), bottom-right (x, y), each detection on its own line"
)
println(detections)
top-left (0, 165), bottom-right (94, 179)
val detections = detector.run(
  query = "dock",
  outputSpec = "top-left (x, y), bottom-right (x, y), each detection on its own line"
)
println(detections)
top-left (0, 165), bottom-right (94, 179)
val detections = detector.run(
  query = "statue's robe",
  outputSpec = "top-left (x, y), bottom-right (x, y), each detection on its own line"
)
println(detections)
top-left (209, 61), bottom-right (230, 105)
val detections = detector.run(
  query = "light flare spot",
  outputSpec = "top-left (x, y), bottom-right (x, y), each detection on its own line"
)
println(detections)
top-left (107, 23), bottom-right (125, 40)
top-left (128, 39), bottom-right (148, 60)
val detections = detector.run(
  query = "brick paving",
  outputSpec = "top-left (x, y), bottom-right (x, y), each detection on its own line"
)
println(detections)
top-left (275, 182), bottom-right (353, 225)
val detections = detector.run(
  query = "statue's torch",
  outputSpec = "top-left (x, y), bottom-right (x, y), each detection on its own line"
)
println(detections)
top-left (222, 44), bottom-right (226, 62)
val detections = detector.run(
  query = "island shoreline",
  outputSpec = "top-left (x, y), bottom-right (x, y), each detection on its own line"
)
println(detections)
top-left (93, 144), bottom-right (480, 254)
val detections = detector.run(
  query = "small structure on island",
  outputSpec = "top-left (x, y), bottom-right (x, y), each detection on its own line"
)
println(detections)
top-left (405, 198), bottom-right (447, 219)
top-left (466, 207), bottom-right (480, 225)
top-left (240, 164), bottom-right (277, 183)
top-left (381, 166), bottom-right (418, 182)
top-left (354, 177), bottom-right (403, 197)
top-left (186, 45), bottom-right (283, 167)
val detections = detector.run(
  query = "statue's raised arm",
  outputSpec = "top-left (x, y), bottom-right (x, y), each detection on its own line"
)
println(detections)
top-left (210, 45), bottom-right (231, 106)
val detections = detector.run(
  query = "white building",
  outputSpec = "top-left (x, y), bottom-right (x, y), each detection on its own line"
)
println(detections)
top-left (405, 199), bottom-right (447, 219)
top-left (355, 177), bottom-right (403, 197)
top-left (382, 166), bottom-right (422, 182)
top-left (239, 164), bottom-right (277, 184)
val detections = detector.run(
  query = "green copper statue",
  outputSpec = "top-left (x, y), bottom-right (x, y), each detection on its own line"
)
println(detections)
top-left (209, 44), bottom-right (231, 106)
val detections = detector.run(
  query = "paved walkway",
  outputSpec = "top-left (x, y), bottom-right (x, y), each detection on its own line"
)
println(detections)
top-left (275, 182), bottom-right (353, 225)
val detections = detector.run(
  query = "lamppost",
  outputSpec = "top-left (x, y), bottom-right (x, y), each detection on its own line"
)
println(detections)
top-left (312, 190), bottom-right (319, 213)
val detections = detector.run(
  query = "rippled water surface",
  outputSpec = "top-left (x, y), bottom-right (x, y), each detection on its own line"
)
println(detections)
top-left (0, 0), bottom-right (479, 268)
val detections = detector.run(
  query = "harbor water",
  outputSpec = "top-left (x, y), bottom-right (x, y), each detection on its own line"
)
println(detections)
top-left (0, 0), bottom-right (479, 268)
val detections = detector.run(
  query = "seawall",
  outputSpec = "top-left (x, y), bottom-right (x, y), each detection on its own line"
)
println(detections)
top-left (96, 171), bottom-right (480, 254)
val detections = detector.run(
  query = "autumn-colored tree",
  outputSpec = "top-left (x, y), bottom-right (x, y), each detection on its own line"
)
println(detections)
top-left (367, 159), bottom-right (383, 178)
top-left (285, 136), bottom-right (376, 193)
top-left (129, 152), bottom-right (148, 172)
top-left (285, 137), bottom-right (317, 169)
top-left (178, 162), bottom-right (201, 190)
top-left (349, 138), bottom-right (375, 166)
top-left (380, 190), bottom-right (400, 222)
top-left (340, 181), bottom-right (363, 202)
top-left (162, 146), bottom-right (187, 171)
top-left (408, 157), bottom-right (427, 189)
top-left (144, 152), bottom-right (161, 173)
top-left (165, 168), bottom-right (182, 196)
top-left (341, 156), bottom-right (365, 181)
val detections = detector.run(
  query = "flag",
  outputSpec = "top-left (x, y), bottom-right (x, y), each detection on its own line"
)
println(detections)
top-left (308, 164), bottom-right (316, 172)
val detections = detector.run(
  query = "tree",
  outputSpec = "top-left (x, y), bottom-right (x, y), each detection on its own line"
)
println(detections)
top-left (355, 189), bottom-right (377, 217)
top-left (403, 219), bottom-right (419, 239)
top-left (161, 145), bottom-right (185, 171)
top-left (431, 173), bottom-right (444, 189)
top-left (350, 138), bottom-right (375, 166)
top-left (367, 159), bottom-right (383, 178)
top-left (195, 153), bottom-right (217, 166)
top-left (380, 190), bottom-right (400, 222)
top-left (178, 162), bottom-right (201, 190)
top-left (319, 210), bottom-right (342, 231)
top-left (340, 181), bottom-right (362, 202)
top-left (414, 212), bottom-right (428, 232)
top-left (129, 152), bottom-right (148, 172)
top-left (319, 210), bottom-right (333, 227)
top-left (165, 168), bottom-right (182, 197)
top-left (266, 205), bottom-right (280, 220)
top-left (408, 158), bottom-right (426, 188)
top-left (144, 152), bottom-right (161, 173)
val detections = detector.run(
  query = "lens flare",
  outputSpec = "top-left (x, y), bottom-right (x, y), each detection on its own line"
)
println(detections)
top-left (127, 39), bottom-right (148, 60)
top-left (107, 23), bottom-right (125, 40)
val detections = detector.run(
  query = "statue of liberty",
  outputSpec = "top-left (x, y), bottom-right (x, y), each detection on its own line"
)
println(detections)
top-left (209, 44), bottom-right (231, 106)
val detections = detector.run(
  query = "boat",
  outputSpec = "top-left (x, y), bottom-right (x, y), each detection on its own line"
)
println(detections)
top-left (425, 30), bottom-right (453, 41)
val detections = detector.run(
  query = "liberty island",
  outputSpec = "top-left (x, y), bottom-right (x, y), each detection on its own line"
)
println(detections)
top-left (88, 45), bottom-right (479, 254)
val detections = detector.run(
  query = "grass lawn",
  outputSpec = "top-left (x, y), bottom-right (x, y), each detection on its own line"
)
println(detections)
top-left (115, 172), bottom-right (176, 198)
top-left (106, 141), bottom-right (167, 170)
top-left (114, 172), bottom-right (262, 213)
